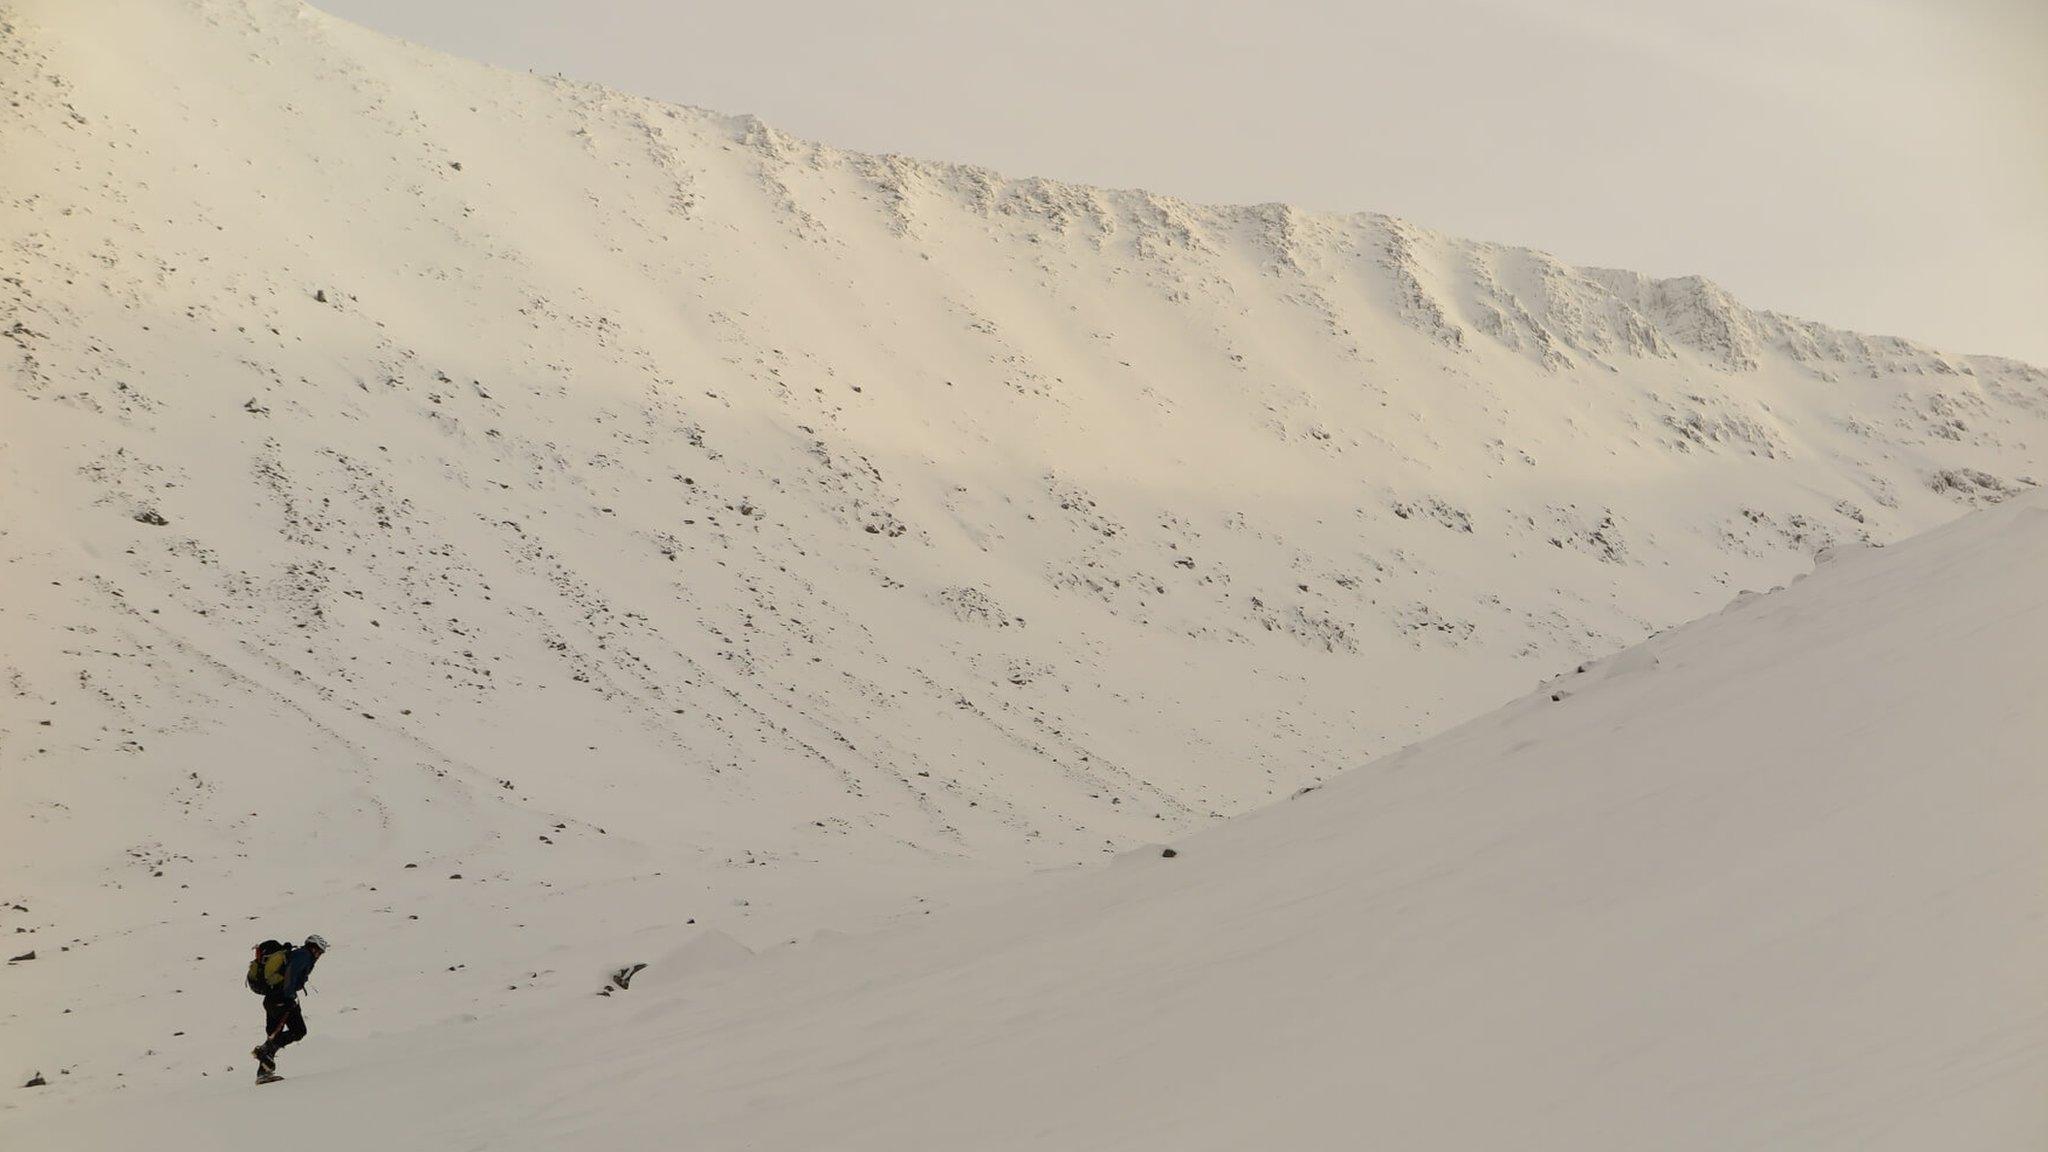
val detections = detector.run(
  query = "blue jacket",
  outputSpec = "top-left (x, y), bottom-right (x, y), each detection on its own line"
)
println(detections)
top-left (278, 944), bottom-right (320, 997)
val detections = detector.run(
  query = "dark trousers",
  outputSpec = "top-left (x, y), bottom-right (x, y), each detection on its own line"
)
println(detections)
top-left (263, 995), bottom-right (307, 1050)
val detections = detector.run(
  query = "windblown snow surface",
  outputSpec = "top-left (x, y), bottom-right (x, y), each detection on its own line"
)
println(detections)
top-left (1, 0), bottom-right (2044, 1146)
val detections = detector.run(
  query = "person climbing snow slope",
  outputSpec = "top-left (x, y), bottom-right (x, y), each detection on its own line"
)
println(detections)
top-left (247, 934), bottom-right (327, 1083)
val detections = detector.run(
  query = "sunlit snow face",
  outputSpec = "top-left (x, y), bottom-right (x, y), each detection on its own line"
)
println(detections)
top-left (312, 0), bottom-right (2048, 365)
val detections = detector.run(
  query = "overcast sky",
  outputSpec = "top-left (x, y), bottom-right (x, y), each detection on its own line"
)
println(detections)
top-left (316, 0), bottom-right (2047, 364)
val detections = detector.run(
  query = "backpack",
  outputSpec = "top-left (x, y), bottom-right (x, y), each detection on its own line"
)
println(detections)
top-left (246, 940), bottom-right (290, 996)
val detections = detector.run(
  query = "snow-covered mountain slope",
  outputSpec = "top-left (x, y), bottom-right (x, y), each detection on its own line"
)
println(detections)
top-left (1, 0), bottom-right (2045, 1122)
top-left (11, 483), bottom-right (2045, 1150)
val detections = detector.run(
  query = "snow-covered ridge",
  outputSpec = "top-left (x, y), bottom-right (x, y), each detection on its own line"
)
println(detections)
top-left (690, 109), bottom-right (2034, 381)
top-left (1, 0), bottom-right (2045, 1117)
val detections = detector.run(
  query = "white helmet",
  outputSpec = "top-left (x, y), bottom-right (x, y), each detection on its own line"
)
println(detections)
top-left (304, 933), bottom-right (330, 952)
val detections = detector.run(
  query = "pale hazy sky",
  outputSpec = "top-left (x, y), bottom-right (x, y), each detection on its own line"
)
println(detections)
top-left (317, 0), bottom-right (2046, 364)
